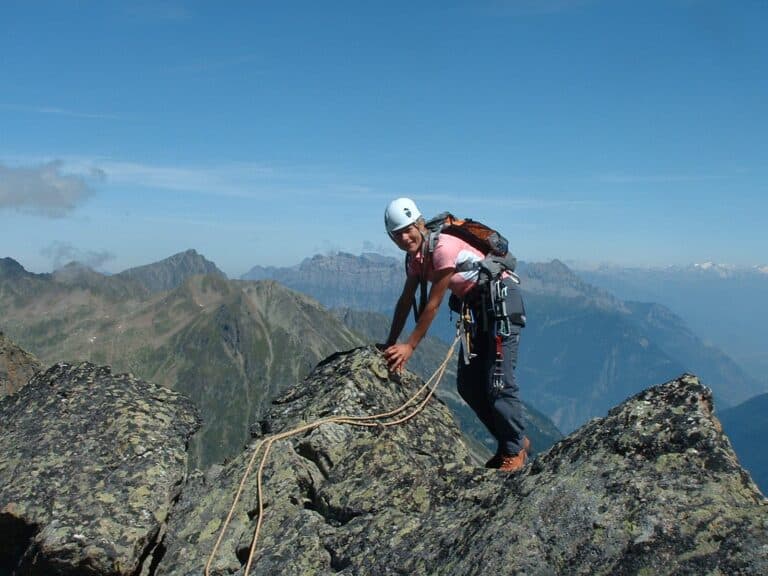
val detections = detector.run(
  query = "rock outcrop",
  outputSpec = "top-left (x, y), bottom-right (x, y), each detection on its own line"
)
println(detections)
top-left (0, 332), bottom-right (42, 398)
top-left (0, 362), bottom-right (200, 575)
top-left (2, 347), bottom-right (766, 575)
top-left (159, 348), bottom-right (767, 575)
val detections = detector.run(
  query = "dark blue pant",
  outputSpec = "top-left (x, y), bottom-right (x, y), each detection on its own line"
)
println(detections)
top-left (456, 280), bottom-right (525, 455)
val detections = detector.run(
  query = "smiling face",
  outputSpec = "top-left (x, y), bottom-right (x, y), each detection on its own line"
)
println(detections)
top-left (391, 223), bottom-right (424, 255)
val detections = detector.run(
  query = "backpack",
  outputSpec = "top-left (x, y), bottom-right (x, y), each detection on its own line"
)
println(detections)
top-left (408, 212), bottom-right (517, 321)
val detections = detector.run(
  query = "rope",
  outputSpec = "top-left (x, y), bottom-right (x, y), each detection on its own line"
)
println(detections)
top-left (204, 338), bottom-right (460, 576)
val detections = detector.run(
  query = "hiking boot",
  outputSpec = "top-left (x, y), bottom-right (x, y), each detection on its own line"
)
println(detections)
top-left (498, 448), bottom-right (527, 472)
top-left (485, 452), bottom-right (503, 469)
top-left (486, 437), bottom-right (530, 469)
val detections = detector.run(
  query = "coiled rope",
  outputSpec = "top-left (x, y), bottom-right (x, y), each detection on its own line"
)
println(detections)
top-left (204, 337), bottom-right (460, 576)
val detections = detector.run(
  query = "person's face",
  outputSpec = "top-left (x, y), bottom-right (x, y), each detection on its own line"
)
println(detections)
top-left (391, 224), bottom-right (423, 255)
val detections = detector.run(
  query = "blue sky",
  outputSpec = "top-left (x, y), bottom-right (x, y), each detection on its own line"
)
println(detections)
top-left (1, 0), bottom-right (766, 277)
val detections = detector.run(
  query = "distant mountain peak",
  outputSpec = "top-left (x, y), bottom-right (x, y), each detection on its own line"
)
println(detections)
top-left (52, 261), bottom-right (105, 285)
top-left (54, 260), bottom-right (97, 274)
top-left (692, 261), bottom-right (738, 277)
top-left (576, 261), bottom-right (767, 275)
top-left (298, 251), bottom-right (400, 271)
top-left (518, 259), bottom-right (625, 309)
top-left (0, 257), bottom-right (29, 278)
top-left (116, 249), bottom-right (227, 294)
top-left (523, 259), bottom-right (577, 277)
top-left (694, 261), bottom-right (717, 269)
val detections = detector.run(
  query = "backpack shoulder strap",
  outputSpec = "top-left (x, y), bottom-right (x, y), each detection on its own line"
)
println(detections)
top-left (427, 230), bottom-right (440, 253)
top-left (423, 212), bottom-right (453, 254)
top-left (405, 246), bottom-right (430, 323)
top-left (425, 212), bottom-right (451, 230)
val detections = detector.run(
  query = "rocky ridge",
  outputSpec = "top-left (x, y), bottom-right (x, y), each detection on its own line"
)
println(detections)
top-left (0, 347), bottom-right (768, 576)
top-left (156, 349), bottom-right (767, 575)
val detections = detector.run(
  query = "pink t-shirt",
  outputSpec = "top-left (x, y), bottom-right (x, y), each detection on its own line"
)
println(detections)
top-left (407, 233), bottom-right (485, 297)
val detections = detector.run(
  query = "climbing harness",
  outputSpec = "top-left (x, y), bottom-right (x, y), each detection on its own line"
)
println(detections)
top-left (454, 276), bottom-right (520, 395)
top-left (205, 334), bottom-right (461, 576)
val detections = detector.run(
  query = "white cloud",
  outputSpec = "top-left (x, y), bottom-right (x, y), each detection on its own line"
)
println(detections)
top-left (41, 241), bottom-right (115, 270)
top-left (3, 155), bottom-right (352, 200)
top-left (66, 158), bottom-right (279, 198)
top-left (0, 161), bottom-right (97, 217)
top-left (0, 104), bottom-right (119, 120)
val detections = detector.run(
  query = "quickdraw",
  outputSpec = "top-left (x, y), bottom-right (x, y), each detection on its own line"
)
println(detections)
top-left (458, 303), bottom-right (476, 365)
top-left (491, 277), bottom-right (512, 338)
top-left (490, 278), bottom-right (510, 395)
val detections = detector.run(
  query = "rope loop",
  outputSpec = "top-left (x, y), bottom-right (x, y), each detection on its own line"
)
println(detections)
top-left (204, 338), bottom-right (459, 576)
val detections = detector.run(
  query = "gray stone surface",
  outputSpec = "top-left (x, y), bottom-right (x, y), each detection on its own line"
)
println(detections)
top-left (2, 345), bottom-right (765, 575)
top-left (159, 348), bottom-right (768, 575)
top-left (0, 362), bottom-right (200, 575)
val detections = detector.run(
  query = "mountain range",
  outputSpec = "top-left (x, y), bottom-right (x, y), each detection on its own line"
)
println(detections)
top-left (3, 249), bottom-right (765, 491)
top-left (575, 262), bottom-right (768, 384)
top-left (0, 252), bottom-right (560, 469)
top-left (718, 392), bottom-right (768, 494)
top-left (243, 252), bottom-right (765, 431)
top-left (0, 254), bottom-right (361, 468)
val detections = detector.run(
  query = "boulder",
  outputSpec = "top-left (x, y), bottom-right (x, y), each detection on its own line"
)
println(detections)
top-left (0, 362), bottom-right (201, 575)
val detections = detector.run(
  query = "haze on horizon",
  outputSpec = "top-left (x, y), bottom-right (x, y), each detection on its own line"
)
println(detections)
top-left (1, 1), bottom-right (766, 278)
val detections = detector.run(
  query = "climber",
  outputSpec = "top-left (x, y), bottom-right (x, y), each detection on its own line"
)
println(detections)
top-left (381, 197), bottom-right (530, 472)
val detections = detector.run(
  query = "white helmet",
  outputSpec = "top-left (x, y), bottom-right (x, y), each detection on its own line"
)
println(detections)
top-left (384, 197), bottom-right (422, 237)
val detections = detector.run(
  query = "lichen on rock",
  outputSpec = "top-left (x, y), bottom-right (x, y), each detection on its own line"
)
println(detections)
top-left (3, 346), bottom-right (766, 575)
top-left (0, 362), bottom-right (200, 575)
top-left (158, 349), bottom-right (768, 575)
